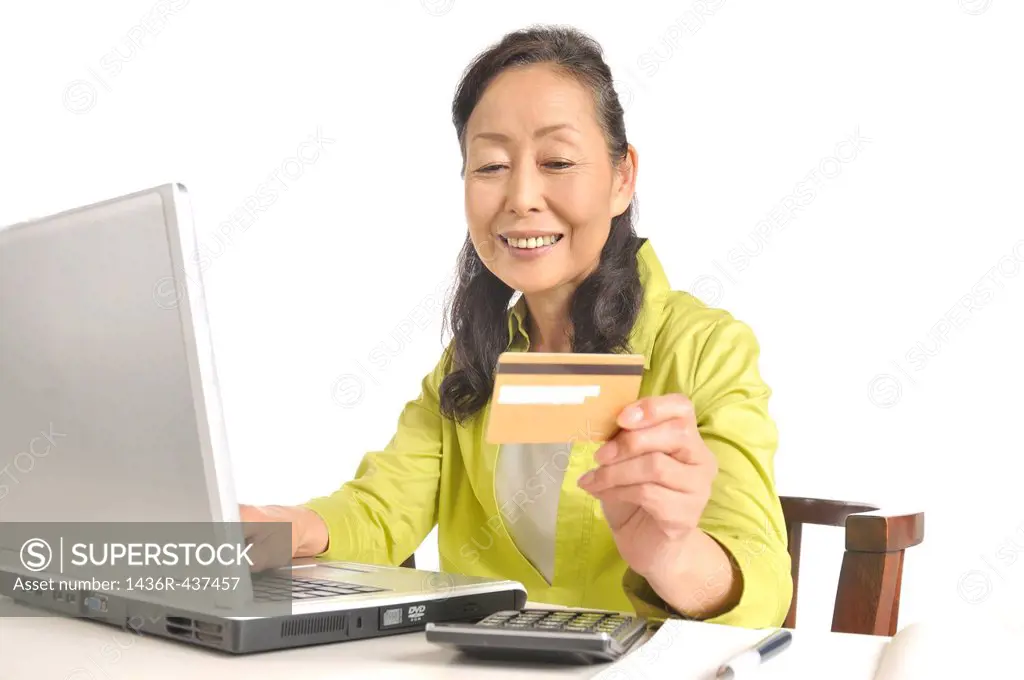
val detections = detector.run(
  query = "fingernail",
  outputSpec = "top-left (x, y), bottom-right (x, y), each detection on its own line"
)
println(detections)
top-left (595, 443), bottom-right (615, 464)
top-left (620, 407), bottom-right (642, 424)
top-left (577, 471), bottom-right (594, 486)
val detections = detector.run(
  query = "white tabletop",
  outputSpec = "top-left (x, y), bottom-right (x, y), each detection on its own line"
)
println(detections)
top-left (0, 596), bottom-right (897, 680)
top-left (1, 597), bottom-right (616, 680)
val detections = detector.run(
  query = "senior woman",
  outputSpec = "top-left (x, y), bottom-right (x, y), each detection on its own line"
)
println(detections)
top-left (241, 24), bottom-right (792, 628)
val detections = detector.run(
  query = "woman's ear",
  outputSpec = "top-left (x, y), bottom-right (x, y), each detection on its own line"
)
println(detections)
top-left (611, 144), bottom-right (639, 218)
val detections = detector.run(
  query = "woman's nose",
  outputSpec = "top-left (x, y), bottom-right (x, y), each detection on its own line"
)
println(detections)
top-left (505, 164), bottom-right (545, 216)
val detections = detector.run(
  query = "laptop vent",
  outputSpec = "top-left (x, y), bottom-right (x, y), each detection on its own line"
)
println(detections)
top-left (165, 616), bottom-right (224, 646)
top-left (282, 614), bottom-right (349, 638)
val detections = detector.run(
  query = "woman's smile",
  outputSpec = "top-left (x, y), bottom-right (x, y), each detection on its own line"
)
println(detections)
top-left (499, 232), bottom-right (564, 261)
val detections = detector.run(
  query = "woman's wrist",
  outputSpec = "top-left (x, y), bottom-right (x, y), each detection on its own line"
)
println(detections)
top-left (292, 505), bottom-right (329, 557)
top-left (644, 530), bottom-right (742, 619)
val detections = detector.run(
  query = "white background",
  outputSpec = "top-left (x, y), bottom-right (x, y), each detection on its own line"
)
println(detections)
top-left (2, 0), bottom-right (1022, 638)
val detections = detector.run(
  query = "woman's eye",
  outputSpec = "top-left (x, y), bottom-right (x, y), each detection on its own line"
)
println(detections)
top-left (474, 161), bottom-right (573, 173)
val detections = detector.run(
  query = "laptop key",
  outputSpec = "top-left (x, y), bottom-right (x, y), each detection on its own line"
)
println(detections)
top-left (317, 588), bottom-right (360, 595)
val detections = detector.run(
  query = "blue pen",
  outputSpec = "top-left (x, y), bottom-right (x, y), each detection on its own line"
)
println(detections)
top-left (715, 629), bottom-right (792, 678)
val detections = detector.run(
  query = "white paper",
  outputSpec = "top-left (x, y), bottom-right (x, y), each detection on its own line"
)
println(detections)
top-left (591, 618), bottom-right (1017, 680)
top-left (868, 619), bottom-right (1016, 680)
top-left (591, 619), bottom-right (888, 680)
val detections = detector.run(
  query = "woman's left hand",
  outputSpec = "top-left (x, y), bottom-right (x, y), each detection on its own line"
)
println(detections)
top-left (577, 393), bottom-right (718, 582)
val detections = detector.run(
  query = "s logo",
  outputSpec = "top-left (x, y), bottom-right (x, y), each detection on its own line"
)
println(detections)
top-left (21, 538), bottom-right (53, 572)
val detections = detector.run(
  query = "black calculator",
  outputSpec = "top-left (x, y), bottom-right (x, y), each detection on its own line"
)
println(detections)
top-left (424, 608), bottom-right (649, 664)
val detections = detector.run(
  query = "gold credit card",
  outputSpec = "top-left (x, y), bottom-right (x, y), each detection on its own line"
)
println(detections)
top-left (485, 352), bottom-right (645, 444)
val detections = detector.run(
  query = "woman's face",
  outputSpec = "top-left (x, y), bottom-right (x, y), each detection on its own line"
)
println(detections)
top-left (463, 64), bottom-right (636, 295)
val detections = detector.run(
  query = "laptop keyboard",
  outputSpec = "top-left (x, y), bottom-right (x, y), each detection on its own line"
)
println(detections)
top-left (252, 575), bottom-right (390, 602)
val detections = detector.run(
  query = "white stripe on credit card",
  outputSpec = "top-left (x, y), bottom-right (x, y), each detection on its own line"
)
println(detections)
top-left (496, 384), bottom-right (601, 405)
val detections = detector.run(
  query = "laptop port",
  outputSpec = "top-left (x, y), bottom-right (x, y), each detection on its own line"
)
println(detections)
top-left (165, 616), bottom-right (194, 638)
top-left (196, 631), bottom-right (223, 645)
top-left (163, 617), bottom-right (223, 644)
top-left (83, 595), bottom-right (107, 612)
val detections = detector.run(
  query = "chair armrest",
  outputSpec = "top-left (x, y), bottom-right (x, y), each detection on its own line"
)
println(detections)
top-left (780, 496), bottom-right (878, 527)
top-left (844, 508), bottom-right (925, 553)
top-left (780, 496), bottom-right (924, 552)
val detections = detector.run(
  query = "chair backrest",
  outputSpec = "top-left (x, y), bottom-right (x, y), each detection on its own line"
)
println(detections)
top-left (780, 496), bottom-right (925, 636)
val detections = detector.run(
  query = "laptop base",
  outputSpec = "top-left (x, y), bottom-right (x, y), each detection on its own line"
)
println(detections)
top-left (3, 579), bottom-right (527, 654)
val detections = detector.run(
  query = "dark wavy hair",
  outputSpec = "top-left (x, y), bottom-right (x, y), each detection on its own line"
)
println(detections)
top-left (439, 24), bottom-right (644, 425)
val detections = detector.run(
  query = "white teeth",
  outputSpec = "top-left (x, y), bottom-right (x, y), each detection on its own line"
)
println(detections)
top-left (506, 235), bottom-right (561, 249)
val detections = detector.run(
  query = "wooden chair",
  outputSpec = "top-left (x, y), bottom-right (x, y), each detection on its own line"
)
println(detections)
top-left (781, 496), bottom-right (924, 637)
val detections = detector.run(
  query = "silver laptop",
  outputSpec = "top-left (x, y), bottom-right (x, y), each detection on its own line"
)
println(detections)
top-left (0, 183), bottom-right (526, 653)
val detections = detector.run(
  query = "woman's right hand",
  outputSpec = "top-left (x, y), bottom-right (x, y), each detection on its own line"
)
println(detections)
top-left (238, 504), bottom-right (329, 569)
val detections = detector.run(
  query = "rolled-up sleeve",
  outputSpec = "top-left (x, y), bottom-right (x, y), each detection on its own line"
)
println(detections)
top-left (624, 314), bottom-right (792, 628)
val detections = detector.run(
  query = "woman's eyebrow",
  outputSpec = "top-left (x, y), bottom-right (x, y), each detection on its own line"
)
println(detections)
top-left (471, 123), bottom-right (580, 143)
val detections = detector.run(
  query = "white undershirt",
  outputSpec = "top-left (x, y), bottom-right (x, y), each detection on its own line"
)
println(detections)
top-left (493, 441), bottom-right (572, 584)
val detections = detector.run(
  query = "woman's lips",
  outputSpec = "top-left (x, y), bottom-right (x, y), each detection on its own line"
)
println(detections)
top-left (499, 234), bottom-right (563, 260)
